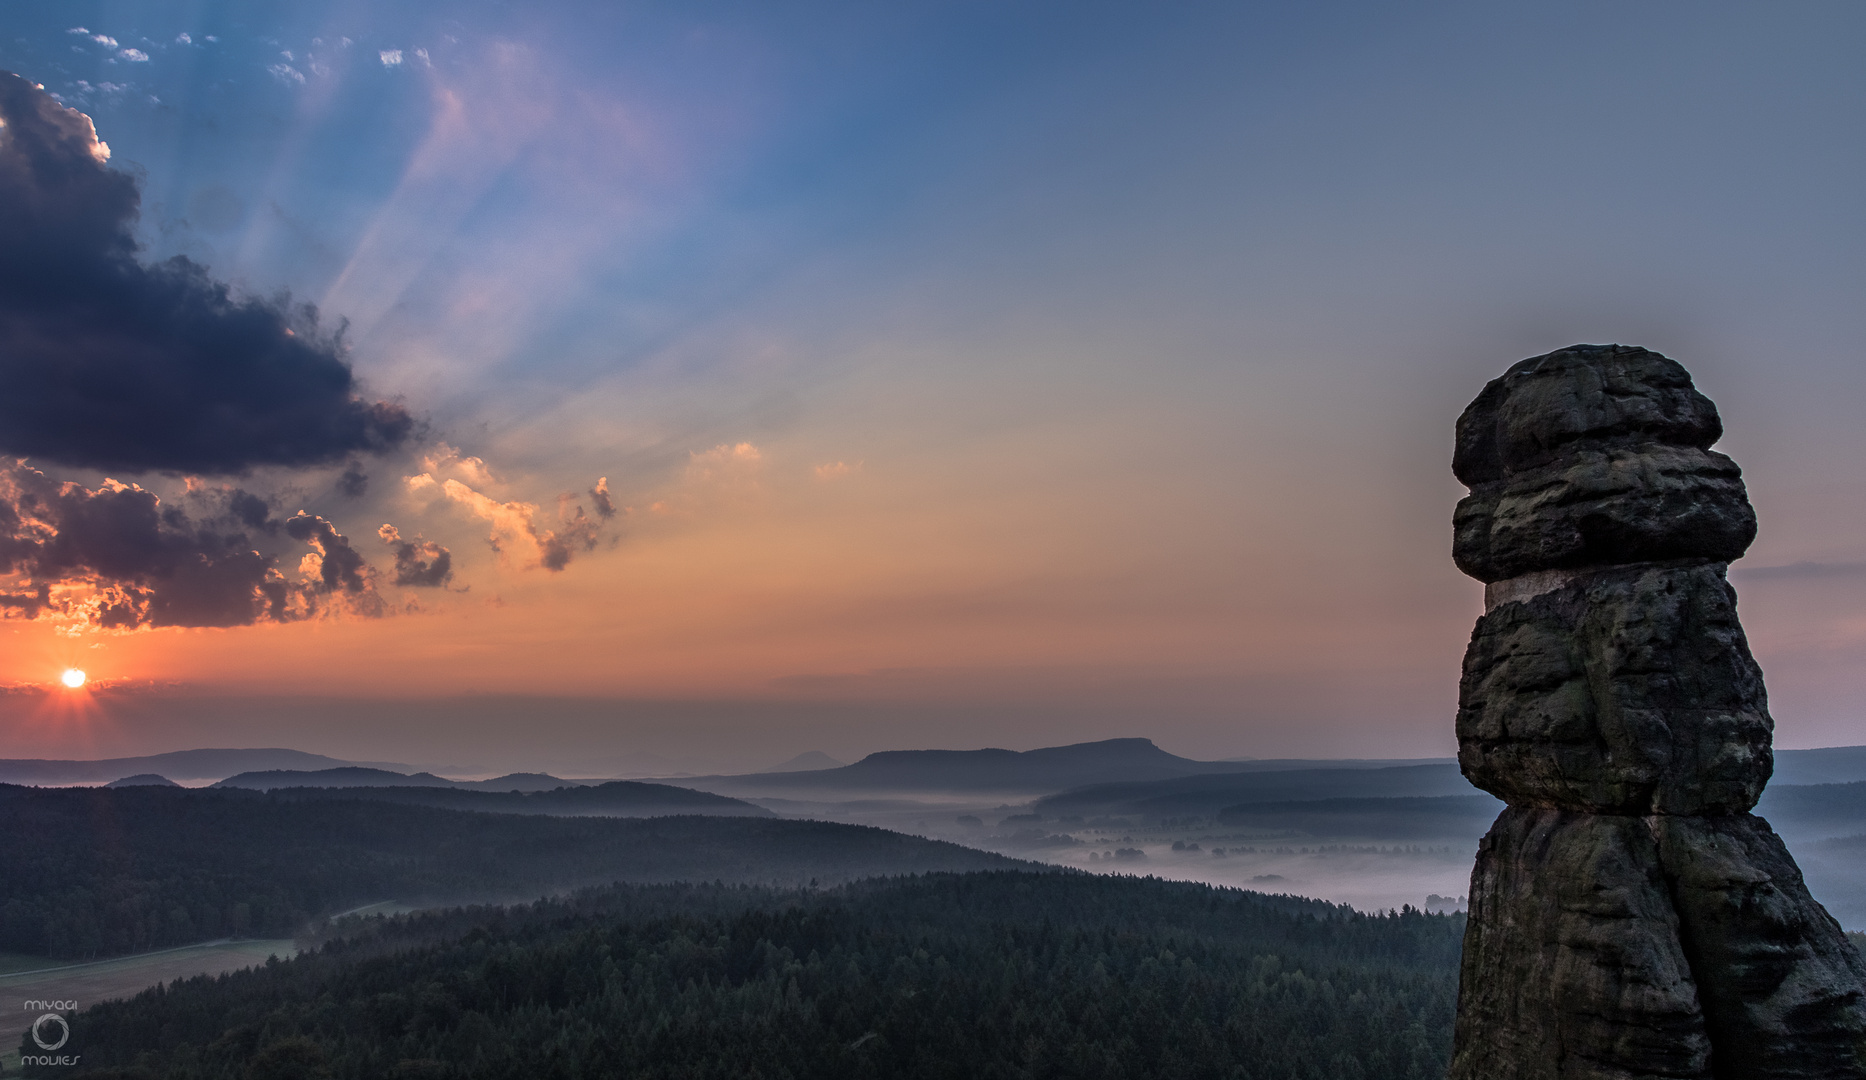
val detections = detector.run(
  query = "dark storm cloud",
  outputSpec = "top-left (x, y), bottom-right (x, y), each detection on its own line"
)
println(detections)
top-left (0, 463), bottom-right (290, 627)
top-left (0, 583), bottom-right (49, 616)
top-left (337, 462), bottom-right (370, 498)
top-left (0, 72), bottom-right (414, 474)
top-left (228, 489), bottom-right (278, 533)
top-left (378, 524), bottom-right (453, 587)
top-left (0, 465), bottom-right (415, 628)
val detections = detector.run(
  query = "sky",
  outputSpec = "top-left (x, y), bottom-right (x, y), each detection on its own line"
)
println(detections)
top-left (2, 0), bottom-right (1865, 774)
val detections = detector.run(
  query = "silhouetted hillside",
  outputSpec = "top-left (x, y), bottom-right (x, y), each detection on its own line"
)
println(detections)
top-left (104, 773), bottom-right (180, 788)
top-left (692, 737), bottom-right (1453, 797)
top-left (458, 771), bottom-right (593, 791)
top-left (214, 766), bottom-right (458, 790)
top-left (0, 785), bottom-right (1023, 960)
top-left (216, 767), bottom-right (609, 793)
top-left (266, 780), bottom-right (771, 818)
top-left (0, 748), bottom-right (400, 786)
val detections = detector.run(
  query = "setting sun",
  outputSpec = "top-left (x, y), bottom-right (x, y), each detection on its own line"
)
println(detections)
top-left (60, 668), bottom-right (86, 689)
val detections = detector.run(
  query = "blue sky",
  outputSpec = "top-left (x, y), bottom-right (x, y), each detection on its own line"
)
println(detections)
top-left (3, 1), bottom-right (1865, 770)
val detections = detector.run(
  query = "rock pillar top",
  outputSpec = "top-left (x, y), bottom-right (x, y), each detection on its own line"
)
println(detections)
top-left (1452, 344), bottom-right (1756, 584)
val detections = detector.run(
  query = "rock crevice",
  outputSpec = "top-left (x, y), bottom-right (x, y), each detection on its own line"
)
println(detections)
top-left (1447, 344), bottom-right (1866, 1079)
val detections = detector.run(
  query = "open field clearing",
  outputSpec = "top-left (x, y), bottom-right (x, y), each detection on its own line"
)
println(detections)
top-left (0, 938), bottom-right (294, 1064)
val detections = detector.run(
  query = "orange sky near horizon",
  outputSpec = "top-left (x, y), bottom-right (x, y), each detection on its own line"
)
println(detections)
top-left (4, 3), bottom-right (1866, 771)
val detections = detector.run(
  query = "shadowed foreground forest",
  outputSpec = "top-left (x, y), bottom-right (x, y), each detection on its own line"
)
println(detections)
top-left (33, 872), bottom-right (1460, 1080)
top-left (0, 785), bottom-right (1018, 960)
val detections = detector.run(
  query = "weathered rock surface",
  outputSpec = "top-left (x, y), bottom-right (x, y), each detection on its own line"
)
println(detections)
top-left (1452, 808), bottom-right (1710, 1080)
top-left (1457, 562), bottom-right (1771, 815)
top-left (1656, 815), bottom-right (1866, 1078)
top-left (1448, 344), bottom-right (1866, 1080)
top-left (1452, 345), bottom-right (1756, 584)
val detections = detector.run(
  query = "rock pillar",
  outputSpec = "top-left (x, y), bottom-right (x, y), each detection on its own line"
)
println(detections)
top-left (1447, 344), bottom-right (1866, 1079)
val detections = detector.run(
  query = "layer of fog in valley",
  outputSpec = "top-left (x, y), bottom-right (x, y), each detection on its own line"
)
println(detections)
top-left (6, 737), bottom-right (1864, 927)
top-left (671, 740), bottom-right (1866, 925)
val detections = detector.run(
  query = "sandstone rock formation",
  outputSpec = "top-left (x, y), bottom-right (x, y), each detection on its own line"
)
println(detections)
top-left (1448, 344), bottom-right (1866, 1080)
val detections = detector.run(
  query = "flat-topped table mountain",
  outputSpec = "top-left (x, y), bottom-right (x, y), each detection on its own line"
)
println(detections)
top-left (683, 737), bottom-right (1456, 797)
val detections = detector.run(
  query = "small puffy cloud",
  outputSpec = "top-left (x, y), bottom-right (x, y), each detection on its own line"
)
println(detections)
top-left (688, 442), bottom-right (763, 483)
top-left (283, 512), bottom-right (369, 595)
top-left (176, 33), bottom-right (192, 45)
top-left (553, 494), bottom-right (599, 565)
top-left (119, 49), bottom-right (149, 62)
top-left (439, 480), bottom-right (545, 566)
top-left (91, 34), bottom-right (119, 48)
top-left (380, 49), bottom-right (403, 67)
top-left (589, 476), bottom-right (616, 519)
top-left (438, 479), bottom-right (599, 573)
top-left (0, 73), bottom-right (413, 474)
top-left (421, 444), bottom-right (497, 487)
top-left (814, 460), bottom-right (861, 481)
top-left (268, 63), bottom-right (305, 86)
top-left (377, 523), bottom-right (452, 587)
top-left (71, 81), bottom-right (127, 101)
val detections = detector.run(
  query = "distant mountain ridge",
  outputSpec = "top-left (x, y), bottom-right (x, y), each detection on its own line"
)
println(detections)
top-left (1773, 747), bottom-right (1866, 787)
top-left (215, 767), bottom-right (459, 791)
top-left (264, 780), bottom-right (773, 818)
top-left (105, 773), bottom-right (181, 788)
top-left (213, 767), bottom-right (606, 793)
top-left (689, 738), bottom-right (1456, 797)
top-left (0, 748), bottom-right (410, 786)
top-left (760, 751), bottom-right (846, 773)
top-left (17, 741), bottom-right (1866, 799)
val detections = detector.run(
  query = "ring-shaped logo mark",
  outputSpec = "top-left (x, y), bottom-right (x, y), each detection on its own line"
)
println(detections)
top-left (31, 1012), bottom-right (69, 1051)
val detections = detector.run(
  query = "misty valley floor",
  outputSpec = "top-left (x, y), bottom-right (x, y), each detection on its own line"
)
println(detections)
top-left (5, 745), bottom-right (1866, 1077)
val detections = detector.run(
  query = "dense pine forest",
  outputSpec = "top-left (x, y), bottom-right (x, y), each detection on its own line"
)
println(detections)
top-left (0, 785), bottom-right (1018, 960)
top-left (35, 872), bottom-right (1461, 1080)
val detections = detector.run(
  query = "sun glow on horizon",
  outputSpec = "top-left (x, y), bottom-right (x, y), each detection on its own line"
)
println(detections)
top-left (60, 668), bottom-right (86, 689)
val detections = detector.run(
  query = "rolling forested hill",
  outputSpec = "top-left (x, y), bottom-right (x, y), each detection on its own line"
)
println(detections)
top-left (37, 872), bottom-right (1462, 1080)
top-left (0, 785), bottom-right (1021, 960)
top-left (258, 779), bottom-right (772, 817)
